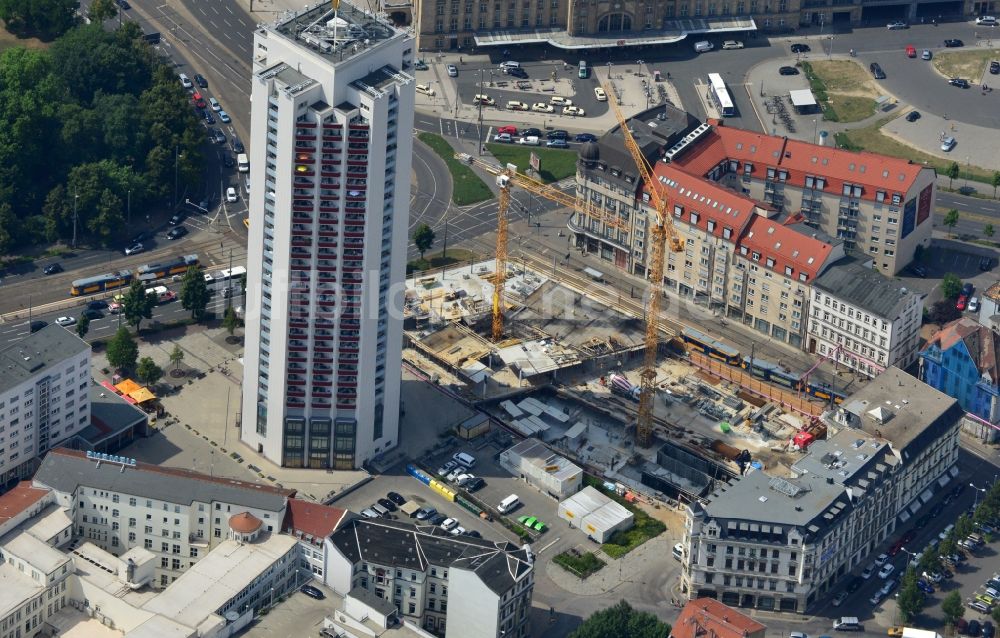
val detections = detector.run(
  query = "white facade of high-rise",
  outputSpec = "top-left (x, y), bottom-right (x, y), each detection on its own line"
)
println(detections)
top-left (242, 3), bottom-right (414, 469)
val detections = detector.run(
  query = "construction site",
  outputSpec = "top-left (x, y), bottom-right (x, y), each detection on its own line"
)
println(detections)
top-left (404, 258), bottom-right (833, 503)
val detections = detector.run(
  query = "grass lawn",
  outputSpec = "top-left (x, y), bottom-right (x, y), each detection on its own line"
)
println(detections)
top-left (933, 49), bottom-right (1000, 80)
top-left (406, 248), bottom-right (478, 275)
top-left (553, 550), bottom-right (605, 578)
top-left (486, 143), bottom-right (578, 184)
top-left (804, 60), bottom-right (878, 123)
top-left (417, 132), bottom-right (494, 206)
top-left (834, 115), bottom-right (997, 186)
top-left (583, 475), bottom-right (666, 559)
top-left (0, 22), bottom-right (49, 52)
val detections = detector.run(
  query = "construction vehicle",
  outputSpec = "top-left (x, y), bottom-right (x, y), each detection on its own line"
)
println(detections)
top-left (603, 82), bottom-right (684, 447)
top-left (454, 153), bottom-right (628, 342)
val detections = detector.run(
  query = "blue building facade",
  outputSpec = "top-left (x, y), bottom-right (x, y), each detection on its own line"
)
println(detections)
top-left (919, 318), bottom-right (1000, 425)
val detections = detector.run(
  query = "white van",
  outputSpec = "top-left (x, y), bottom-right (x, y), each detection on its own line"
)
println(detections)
top-left (499, 61), bottom-right (521, 72)
top-left (694, 41), bottom-right (714, 53)
top-left (672, 542), bottom-right (684, 560)
top-left (498, 494), bottom-right (520, 514)
top-left (452, 452), bottom-right (476, 468)
top-left (517, 136), bottom-right (540, 146)
top-left (237, 153), bottom-right (250, 173)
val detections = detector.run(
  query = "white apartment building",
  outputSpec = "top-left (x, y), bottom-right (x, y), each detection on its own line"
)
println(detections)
top-left (0, 326), bottom-right (91, 487)
top-left (681, 367), bottom-right (963, 613)
top-left (241, 2), bottom-right (416, 470)
top-left (327, 518), bottom-right (534, 638)
top-left (807, 257), bottom-right (923, 377)
top-left (32, 447), bottom-right (295, 589)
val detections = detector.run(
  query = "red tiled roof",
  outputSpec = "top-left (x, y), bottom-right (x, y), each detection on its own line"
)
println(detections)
top-left (737, 215), bottom-right (837, 282)
top-left (282, 498), bottom-right (348, 541)
top-left (646, 163), bottom-right (758, 241)
top-left (672, 120), bottom-right (925, 204)
top-left (229, 511), bottom-right (263, 533)
top-left (923, 317), bottom-right (1000, 384)
top-left (672, 598), bottom-right (766, 638)
top-left (0, 481), bottom-right (50, 526)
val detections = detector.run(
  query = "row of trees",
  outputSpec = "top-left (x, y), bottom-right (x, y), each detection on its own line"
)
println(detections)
top-left (0, 21), bottom-right (204, 253)
top-left (942, 163), bottom-right (1000, 199)
top-left (897, 480), bottom-right (1000, 625)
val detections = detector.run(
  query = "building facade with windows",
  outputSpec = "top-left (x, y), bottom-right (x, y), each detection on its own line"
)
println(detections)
top-left (242, 2), bottom-right (415, 469)
top-left (326, 518), bottom-right (534, 638)
top-left (920, 317), bottom-right (1000, 426)
top-left (0, 325), bottom-right (92, 488)
top-left (807, 257), bottom-right (923, 377)
top-left (31, 448), bottom-right (295, 589)
top-left (681, 367), bottom-right (963, 613)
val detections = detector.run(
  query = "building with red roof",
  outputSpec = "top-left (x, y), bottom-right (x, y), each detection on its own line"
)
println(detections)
top-left (0, 481), bottom-right (52, 535)
top-left (671, 598), bottom-right (766, 638)
top-left (572, 115), bottom-right (934, 350)
top-left (282, 498), bottom-right (350, 585)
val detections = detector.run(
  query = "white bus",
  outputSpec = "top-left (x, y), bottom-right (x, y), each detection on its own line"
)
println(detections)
top-left (216, 266), bottom-right (246, 283)
top-left (707, 73), bottom-right (736, 117)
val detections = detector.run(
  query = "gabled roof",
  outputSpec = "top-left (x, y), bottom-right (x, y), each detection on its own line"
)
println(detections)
top-left (736, 214), bottom-right (840, 282)
top-left (672, 597), bottom-right (766, 638)
top-left (34, 448), bottom-right (295, 512)
top-left (812, 256), bottom-right (918, 319)
top-left (671, 120), bottom-right (927, 203)
top-left (0, 482), bottom-right (50, 527)
top-left (923, 317), bottom-right (1000, 385)
top-left (329, 518), bottom-right (532, 595)
top-left (647, 163), bottom-right (759, 241)
top-left (282, 499), bottom-right (349, 541)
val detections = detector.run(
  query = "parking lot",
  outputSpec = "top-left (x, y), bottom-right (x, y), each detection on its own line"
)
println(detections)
top-left (331, 440), bottom-right (595, 563)
top-left (242, 584), bottom-right (334, 638)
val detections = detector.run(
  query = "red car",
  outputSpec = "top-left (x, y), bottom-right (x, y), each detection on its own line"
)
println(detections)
top-left (888, 539), bottom-right (904, 556)
top-left (957, 294), bottom-right (968, 310)
top-left (192, 92), bottom-right (207, 109)
top-left (497, 125), bottom-right (518, 135)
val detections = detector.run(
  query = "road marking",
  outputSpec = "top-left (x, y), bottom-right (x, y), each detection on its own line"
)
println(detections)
top-left (211, 5), bottom-right (218, 13)
top-left (223, 32), bottom-right (232, 41)
top-left (223, 18), bottom-right (232, 28)
top-left (226, 5), bottom-right (233, 13)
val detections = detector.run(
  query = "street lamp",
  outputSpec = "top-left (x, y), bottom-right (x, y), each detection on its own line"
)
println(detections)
top-left (971, 482), bottom-right (987, 509)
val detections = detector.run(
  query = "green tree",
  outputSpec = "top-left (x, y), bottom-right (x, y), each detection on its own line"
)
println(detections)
top-left (986, 224), bottom-right (995, 239)
top-left (179, 267), bottom-right (209, 320)
top-left (412, 223), bottom-right (436, 259)
top-left (87, 0), bottom-right (118, 24)
top-left (943, 590), bottom-right (966, 627)
top-left (106, 327), bottom-right (138, 372)
top-left (0, 0), bottom-right (78, 39)
top-left (946, 162), bottom-right (961, 189)
top-left (896, 568), bottom-right (925, 623)
top-left (122, 280), bottom-right (155, 333)
top-left (991, 603), bottom-right (1000, 626)
top-left (75, 313), bottom-right (90, 339)
top-left (928, 299), bottom-right (962, 327)
top-left (941, 273), bottom-right (963, 300)
top-left (168, 344), bottom-right (184, 370)
top-left (568, 601), bottom-right (670, 638)
top-left (222, 306), bottom-right (240, 337)
top-left (943, 209), bottom-right (960, 236)
top-left (135, 356), bottom-right (163, 386)
top-left (993, 171), bottom-right (1000, 199)
top-left (956, 513), bottom-right (975, 540)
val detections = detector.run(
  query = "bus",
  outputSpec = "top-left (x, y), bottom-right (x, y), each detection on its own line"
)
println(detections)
top-left (217, 266), bottom-right (247, 283)
top-left (136, 254), bottom-right (200, 281)
top-left (707, 73), bottom-right (735, 117)
top-left (70, 270), bottom-right (133, 296)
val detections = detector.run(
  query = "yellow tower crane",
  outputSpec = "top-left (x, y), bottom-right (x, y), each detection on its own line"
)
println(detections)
top-left (455, 153), bottom-right (629, 342)
top-left (603, 82), bottom-right (684, 447)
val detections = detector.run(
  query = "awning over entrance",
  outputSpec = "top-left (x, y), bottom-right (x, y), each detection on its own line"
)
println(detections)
top-left (950, 466), bottom-right (960, 477)
top-left (899, 510), bottom-right (911, 523)
top-left (909, 501), bottom-right (922, 516)
top-left (938, 474), bottom-right (951, 488)
top-left (473, 17), bottom-right (756, 49)
top-left (920, 489), bottom-right (934, 504)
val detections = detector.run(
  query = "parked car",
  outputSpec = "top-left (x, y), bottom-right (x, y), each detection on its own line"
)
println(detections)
top-left (916, 579), bottom-right (935, 594)
top-left (870, 62), bottom-right (886, 79)
top-left (360, 508), bottom-right (380, 519)
top-left (906, 45), bottom-right (917, 57)
top-left (437, 460), bottom-right (458, 476)
top-left (563, 106), bottom-right (586, 116)
top-left (465, 477), bottom-right (486, 492)
top-left (547, 139), bottom-right (569, 148)
top-left (440, 517), bottom-right (459, 531)
top-left (922, 49), bottom-right (933, 59)
top-left (446, 64), bottom-right (458, 77)
top-left (945, 39), bottom-right (965, 47)
top-left (878, 564), bottom-right (895, 579)
top-left (906, 111), bottom-right (921, 122)
top-left (874, 553), bottom-right (889, 567)
top-left (517, 136), bottom-right (540, 146)
top-left (449, 526), bottom-right (466, 536)
top-left (887, 21), bottom-right (908, 29)
top-left (942, 136), bottom-right (957, 152)
top-left (862, 564), bottom-right (876, 579)
top-left (992, 61), bottom-right (1000, 74)
top-left (832, 591), bottom-right (848, 607)
top-left (124, 242), bottom-right (144, 256)
top-left (300, 585), bottom-right (325, 599)
top-left (43, 263), bottom-right (63, 275)
top-left (594, 87), bottom-right (607, 101)
top-left (415, 84), bottom-right (435, 96)
top-left (226, 187), bottom-right (238, 203)
top-left (387, 491), bottom-right (405, 506)
top-left (949, 78), bottom-right (971, 88)
top-left (778, 66), bottom-right (800, 75)
top-left (924, 571), bottom-right (943, 583)
top-left (473, 94), bottom-right (495, 106)
top-left (531, 102), bottom-right (554, 113)
top-left (166, 226), bottom-right (188, 240)
top-left (790, 43), bottom-right (810, 53)
top-left (969, 297), bottom-right (981, 312)
top-left (575, 133), bottom-right (598, 142)
top-left (870, 589), bottom-right (886, 606)
top-left (506, 101), bottom-right (529, 111)
top-left (414, 507), bottom-right (437, 520)
top-left (218, 110), bottom-right (231, 124)
top-left (971, 600), bottom-right (992, 614)
top-left (493, 133), bottom-right (513, 143)
top-left (377, 498), bottom-right (397, 512)
top-left (496, 125), bottom-right (518, 135)
top-left (722, 40), bottom-right (744, 49)
top-left (546, 130), bottom-right (568, 140)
